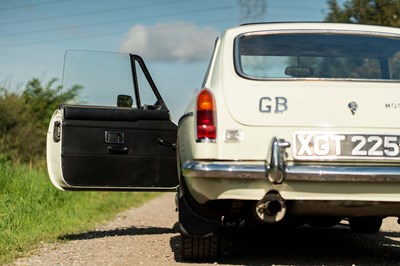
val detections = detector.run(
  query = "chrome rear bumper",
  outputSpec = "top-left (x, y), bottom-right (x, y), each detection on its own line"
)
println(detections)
top-left (182, 160), bottom-right (400, 182)
top-left (182, 137), bottom-right (400, 183)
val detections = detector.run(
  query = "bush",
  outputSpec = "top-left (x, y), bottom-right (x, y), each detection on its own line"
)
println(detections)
top-left (0, 78), bottom-right (80, 167)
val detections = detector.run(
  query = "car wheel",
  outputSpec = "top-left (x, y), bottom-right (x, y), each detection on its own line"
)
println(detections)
top-left (181, 233), bottom-right (219, 260)
top-left (348, 217), bottom-right (382, 234)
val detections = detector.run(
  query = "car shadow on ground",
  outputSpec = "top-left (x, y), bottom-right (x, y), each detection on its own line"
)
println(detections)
top-left (170, 222), bottom-right (400, 265)
top-left (59, 226), bottom-right (177, 241)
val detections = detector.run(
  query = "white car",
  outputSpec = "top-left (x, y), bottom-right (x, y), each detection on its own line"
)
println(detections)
top-left (48, 22), bottom-right (400, 260)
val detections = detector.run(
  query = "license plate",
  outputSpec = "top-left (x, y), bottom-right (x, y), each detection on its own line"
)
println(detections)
top-left (293, 132), bottom-right (400, 160)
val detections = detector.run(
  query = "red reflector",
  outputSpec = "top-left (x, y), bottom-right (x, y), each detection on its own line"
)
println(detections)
top-left (196, 89), bottom-right (216, 140)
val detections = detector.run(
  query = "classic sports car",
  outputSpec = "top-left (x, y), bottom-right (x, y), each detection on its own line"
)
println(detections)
top-left (48, 22), bottom-right (400, 260)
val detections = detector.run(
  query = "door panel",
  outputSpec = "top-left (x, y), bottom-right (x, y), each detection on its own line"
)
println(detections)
top-left (47, 51), bottom-right (179, 191)
top-left (56, 105), bottom-right (178, 190)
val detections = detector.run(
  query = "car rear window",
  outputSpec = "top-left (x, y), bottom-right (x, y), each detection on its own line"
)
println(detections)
top-left (235, 32), bottom-right (400, 81)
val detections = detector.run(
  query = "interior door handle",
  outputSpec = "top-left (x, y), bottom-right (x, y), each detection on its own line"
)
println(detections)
top-left (107, 145), bottom-right (129, 154)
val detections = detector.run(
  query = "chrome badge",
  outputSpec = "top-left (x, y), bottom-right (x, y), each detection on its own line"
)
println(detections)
top-left (348, 101), bottom-right (358, 115)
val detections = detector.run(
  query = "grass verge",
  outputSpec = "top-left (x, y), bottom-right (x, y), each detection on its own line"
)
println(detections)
top-left (0, 163), bottom-right (160, 263)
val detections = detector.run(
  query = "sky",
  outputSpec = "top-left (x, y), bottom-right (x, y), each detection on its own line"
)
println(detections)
top-left (0, 0), bottom-right (331, 121)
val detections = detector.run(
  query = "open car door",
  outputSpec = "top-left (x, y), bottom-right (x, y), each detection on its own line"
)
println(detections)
top-left (47, 51), bottom-right (178, 191)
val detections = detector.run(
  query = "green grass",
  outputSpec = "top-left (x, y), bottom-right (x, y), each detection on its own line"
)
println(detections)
top-left (0, 163), bottom-right (160, 263)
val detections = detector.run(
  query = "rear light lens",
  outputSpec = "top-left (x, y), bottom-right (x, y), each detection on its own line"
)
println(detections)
top-left (196, 89), bottom-right (216, 141)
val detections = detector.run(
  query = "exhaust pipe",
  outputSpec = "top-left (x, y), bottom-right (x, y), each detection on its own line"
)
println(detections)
top-left (254, 191), bottom-right (286, 223)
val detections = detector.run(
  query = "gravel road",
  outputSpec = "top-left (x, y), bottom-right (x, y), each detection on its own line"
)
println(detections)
top-left (14, 193), bottom-right (400, 266)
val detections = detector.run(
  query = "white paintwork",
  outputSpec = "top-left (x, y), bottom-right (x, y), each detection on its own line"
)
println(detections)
top-left (177, 22), bottom-right (400, 204)
top-left (46, 109), bottom-right (65, 191)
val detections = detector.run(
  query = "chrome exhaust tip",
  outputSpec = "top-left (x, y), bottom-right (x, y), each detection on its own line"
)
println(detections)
top-left (255, 191), bottom-right (286, 223)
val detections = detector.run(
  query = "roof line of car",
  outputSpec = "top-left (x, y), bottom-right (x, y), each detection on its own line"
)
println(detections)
top-left (239, 21), bottom-right (334, 26)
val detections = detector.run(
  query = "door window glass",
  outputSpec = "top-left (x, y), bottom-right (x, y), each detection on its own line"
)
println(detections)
top-left (62, 50), bottom-right (136, 107)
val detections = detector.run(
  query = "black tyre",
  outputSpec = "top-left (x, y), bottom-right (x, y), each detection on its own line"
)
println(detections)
top-left (349, 217), bottom-right (382, 234)
top-left (181, 233), bottom-right (219, 261)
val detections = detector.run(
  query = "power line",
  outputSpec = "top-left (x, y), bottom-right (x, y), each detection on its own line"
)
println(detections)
top-left (0, 0), bottom-right (70, 11)
top-left (0, 0), bottom-right (185, 26)
top-left (0, 17), bottom-right (237, 48)
top-left (269, 4), bottom-right (327, 11)
top-left (0, 1), bottom-right (327, 28)
top-left (0, 4), bottom-right (235, 38)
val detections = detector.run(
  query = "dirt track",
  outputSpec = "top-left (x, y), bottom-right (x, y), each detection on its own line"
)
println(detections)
top-left (14, 193), bottom-right (400, 265)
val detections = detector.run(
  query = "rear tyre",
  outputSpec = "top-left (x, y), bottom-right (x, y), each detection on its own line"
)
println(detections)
top-left (349, 217), bottom-right (382, 234)
top-left (181, 233), bottom-right (219, 261)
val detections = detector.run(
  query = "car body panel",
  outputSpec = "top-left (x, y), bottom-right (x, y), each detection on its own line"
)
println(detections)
top-left (177, 23), bottom-right (400, 214)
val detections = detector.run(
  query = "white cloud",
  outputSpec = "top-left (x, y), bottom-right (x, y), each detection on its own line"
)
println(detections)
top-left (119, 22), bottom-right (219, 63)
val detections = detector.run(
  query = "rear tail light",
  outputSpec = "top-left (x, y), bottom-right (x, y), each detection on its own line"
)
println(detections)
top-left (196, 89), bottom-right (216, 141)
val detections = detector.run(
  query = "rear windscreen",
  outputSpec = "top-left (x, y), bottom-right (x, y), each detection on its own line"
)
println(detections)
top-left (236, 32), bottom-right (400, 80)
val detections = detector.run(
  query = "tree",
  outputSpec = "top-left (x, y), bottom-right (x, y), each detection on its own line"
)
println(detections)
top-left (22, 78), bottom-right (81, 129)
top-left (322, 1), bottom-right (400, 79)
top-left (325, 0), bottom-right (400, 27)
top-left (0, 78), bottom-right (81, 167)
